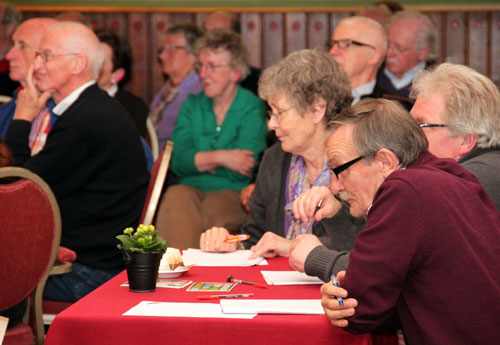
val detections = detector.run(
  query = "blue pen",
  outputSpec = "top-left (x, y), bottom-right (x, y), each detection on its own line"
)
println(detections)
top-left (331, 275), bottom-right (344, 307)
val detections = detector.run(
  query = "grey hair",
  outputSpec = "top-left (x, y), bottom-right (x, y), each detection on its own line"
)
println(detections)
top-left (327, 98), bottom-right (428, 167)
top-left (195, 28), bottom-right (250, 81)
top-left (411, 63), bottom-right (500, 148)
top-left (164, 23), bottom-right (203, 55)
top-left (45, 21), bottom-right (104, 79)
top-left (258, 49), bottom-right (352, 122)
top-left (389, 11), bottom-right (436, 60)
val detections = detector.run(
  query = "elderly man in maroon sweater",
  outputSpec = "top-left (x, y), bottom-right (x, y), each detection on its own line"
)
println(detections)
top-left (319, 98), bottom-right (500, 345)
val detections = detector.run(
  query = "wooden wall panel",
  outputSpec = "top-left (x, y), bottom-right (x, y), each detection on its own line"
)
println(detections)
top-left (491, 12), bottom-right (500, 87)
top-left (13, 9), bottom-right (500, 102)
top-left (104, 13), bottom-right (127, 38)
top-left (126, 13), bottom-right (149, 102)
top-left (426, 12), bottom-right (444, 63)
top-left (262, 13), bottom-right (284, 68)
top-left (285, 13), bottom-right (306, 55)
top-left (468, 12), bottom-right (488, 75)
top-left (149, 13), bottom-right (171, 101)
top-left (445, 12), bottom-right (466, 64)
top-left (241, 13), bottom-right (262, 68)
top-left (308, 13), bottom-right (329, 51)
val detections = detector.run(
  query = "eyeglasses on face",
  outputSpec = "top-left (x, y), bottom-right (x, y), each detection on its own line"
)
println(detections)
top-left (35, 51), bottom-right (78, 63)
top-left (418, 123), bottom-right (448, 128)
top-left (195, 62), bottom-right (231, 74)
top-left (328, 39), bottom-right (375, 50)
top-left (387, 42), bottom-right (413, 55)
top-left (266, 106), bottom-right (294, 121)
top-left (330, 156), bottom-right (365, 178)
top-left (158, 45), bottom-right (186, 55)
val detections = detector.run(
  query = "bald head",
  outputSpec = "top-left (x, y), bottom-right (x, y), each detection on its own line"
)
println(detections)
top-left (329, 16), bottom-right (387, 88)
top-left (43, 21), bottom-right (104, 79)
top-left (204, 12), bottom-right (240, 33)
top-left (6, 17), bottom-right (58, 84)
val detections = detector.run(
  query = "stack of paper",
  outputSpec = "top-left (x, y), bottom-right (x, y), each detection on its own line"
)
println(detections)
top-left (260, 271), bottom-right (323, 285)
top-left (220, 299), bottom-right (325, 315)
top-left (182, 249), bottom-right (267, 267)
top-left (123, 301), bottom-right (256, 319)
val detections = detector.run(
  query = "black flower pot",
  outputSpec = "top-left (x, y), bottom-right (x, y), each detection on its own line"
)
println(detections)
top-left (122, 250), bottom-right (164, 292)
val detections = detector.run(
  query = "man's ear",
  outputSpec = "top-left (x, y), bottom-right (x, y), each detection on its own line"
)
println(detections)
top-left (111, 68), bottom-right (125, 84)
top-left (458, 133), bottom-right (477, 157)
top-left (311, 98), bottom-right (327, 124)
top-left (374, 148), bottom-right (400, 177)
top-left (71, 54), bottom-right (88, 75)
top-left (368, 48), bottom-right (383, 67)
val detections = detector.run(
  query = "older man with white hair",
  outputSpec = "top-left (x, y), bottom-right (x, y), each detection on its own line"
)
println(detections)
top-left (410, 63), bottom-right (500, 209)
top-left (5, 21), bottom-right (149, 302)
top-left (377, 11), bottom-right (436, 100)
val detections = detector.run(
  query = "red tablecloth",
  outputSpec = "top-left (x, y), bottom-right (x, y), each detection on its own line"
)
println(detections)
top-left (45, 257), bottom-right (397, 345)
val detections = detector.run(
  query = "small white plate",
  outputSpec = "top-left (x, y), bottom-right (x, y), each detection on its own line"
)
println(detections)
top-left (158, 266), bottom-right (190, 279)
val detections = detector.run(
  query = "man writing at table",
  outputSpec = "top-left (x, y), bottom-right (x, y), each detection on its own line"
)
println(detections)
top-left (319, 99), bottom-right (500, 345)
top-left (4, 21), bottom-right (149, 302)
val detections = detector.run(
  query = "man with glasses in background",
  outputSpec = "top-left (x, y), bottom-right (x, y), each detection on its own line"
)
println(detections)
top-left (410, 63), bottom-right (500, 209)
top-left (328, 16), bottom-right (387, 104)
top-left (0, 17), bottom-right (58, 154)
top-left (377, 11), bottom-right (436, 101)
top-left (5, 21), bottom-right (149, 302)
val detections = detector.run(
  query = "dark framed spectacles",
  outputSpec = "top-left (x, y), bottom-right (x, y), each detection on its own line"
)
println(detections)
top-left (330, 156), bottom-right (365, 178)
top-left (418, 123), bottom-right (448, 128)
top-left (328, 39), bottom-right (375, 50)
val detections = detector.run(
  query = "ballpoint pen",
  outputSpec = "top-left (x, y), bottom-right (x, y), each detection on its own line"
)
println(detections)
top-left (196, 293), bottom-right (254, 300)
top-left (305, 199), bottom-right (324, 233)
top-left (224, 234), bottom-right (250, 243)
top-left (227, 275), bottom-right (269, 288)
top-left (331, 275), bottom-right (344, 307)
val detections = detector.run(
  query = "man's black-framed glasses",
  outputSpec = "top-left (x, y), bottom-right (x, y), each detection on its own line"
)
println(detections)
top-left (330, 156), bottom-right (365, 178)
top-left (418, 123), bottom-right (448, 128)
top-left (327, 39), bottom-right (375, 50)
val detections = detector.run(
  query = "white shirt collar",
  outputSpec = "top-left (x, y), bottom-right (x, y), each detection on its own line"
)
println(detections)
top-left (352, 80), bottom-right (376, 105)
top-left (53, 80), bottom-right (96, 116)
top-left (383, 61), bottom-right (426, 90)
top-left (106, 84), bottom-right (118, 97)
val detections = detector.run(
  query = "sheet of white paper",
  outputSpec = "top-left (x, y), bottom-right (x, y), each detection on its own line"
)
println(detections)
top-left (123, 301), bottom-right (256, 319)
top-left (260, 271), bottom-right (323, 285)
top-left (0, 316), bottom-right (8, 345)
top-left (220, 299), bottom-right (324, 315)
top-left (182, 249), bottom-right (268, 267)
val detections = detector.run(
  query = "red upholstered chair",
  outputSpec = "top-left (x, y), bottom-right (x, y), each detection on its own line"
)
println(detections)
top-left (0, 167), bottom-right (62, 345)
top-left (141, 140), bottom-right (173, 225)
top-left (145, 117), bottom-right (159, 160)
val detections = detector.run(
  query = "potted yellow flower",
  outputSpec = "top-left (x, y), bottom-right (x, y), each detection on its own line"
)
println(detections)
top-left (117, 224), bottom-right (167, 292)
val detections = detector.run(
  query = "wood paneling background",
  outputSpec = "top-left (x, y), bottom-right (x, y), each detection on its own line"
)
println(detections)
top-left (21, 9), bottom-right (500, 105)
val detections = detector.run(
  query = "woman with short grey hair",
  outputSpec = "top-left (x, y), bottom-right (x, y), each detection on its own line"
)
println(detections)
top-left (201, 49), bottom-right (355, 261)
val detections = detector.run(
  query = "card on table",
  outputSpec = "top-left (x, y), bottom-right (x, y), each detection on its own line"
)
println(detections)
top-left (186, 282), bottom-right (235, 292)
top-left (121, 279), bottom-right (192, 289)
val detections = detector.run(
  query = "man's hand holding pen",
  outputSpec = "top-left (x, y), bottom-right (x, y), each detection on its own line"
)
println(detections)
top-left (320, 271), bottom-right (358, 328)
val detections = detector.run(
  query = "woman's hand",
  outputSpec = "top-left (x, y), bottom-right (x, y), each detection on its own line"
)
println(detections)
top-left (200, 227), bottom-right (238, 252)
top-left (248, 232), bottom-right (292, 259)
top-left (292, 186), bottom-right (342, 223)
top-left (240, 183), bottom-right (255, 212)
top-left (220, 149), bottom-right (255, 177)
